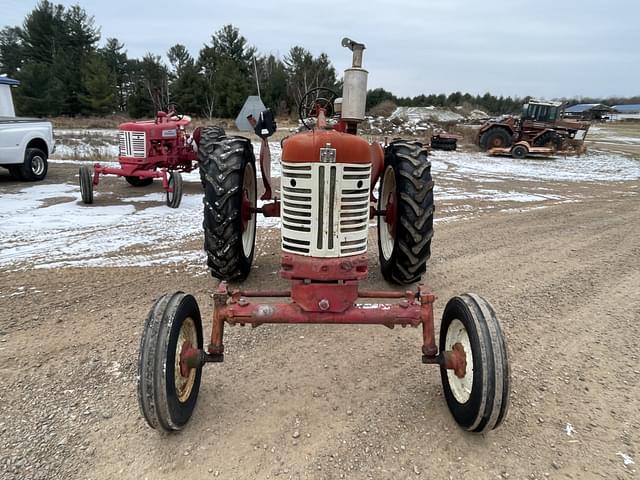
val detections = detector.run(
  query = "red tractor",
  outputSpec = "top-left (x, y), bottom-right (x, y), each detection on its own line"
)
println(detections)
top-left (78, 107), bottom-right (205, 208)
top-left (137, 39), bottom-right (510, 434)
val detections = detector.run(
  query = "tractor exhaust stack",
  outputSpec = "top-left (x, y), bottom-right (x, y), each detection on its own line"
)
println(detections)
top-left (340, 37), bottom-right (368, 123)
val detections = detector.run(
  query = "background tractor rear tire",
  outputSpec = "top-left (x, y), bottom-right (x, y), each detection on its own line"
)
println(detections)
top-left (125, 176), bottom-right (154, 187)
top-left (439, 294), bottom-right (510, 433)
top-left (533, 131), bottom-right (564, 150)
top-left (137, 292), bottom-right (203, 432)
top-left (198, 126), bottom-right (226, 188)
top-left (377, 140), bottom-right (434, 285)
top-left (200, 136), bottom-right (257, 281)
top-left (166, 172), bottom-right (183, 208)
top-left (79, 165), bottom-right (94, 204)
top-left (479, 128), bottom-right (512, 151)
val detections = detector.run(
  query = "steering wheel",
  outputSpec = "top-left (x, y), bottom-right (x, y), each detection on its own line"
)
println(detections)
top-left (298, 87), bottom-right (338, 130)
top-left (167, 102), bottom-right (184, 121)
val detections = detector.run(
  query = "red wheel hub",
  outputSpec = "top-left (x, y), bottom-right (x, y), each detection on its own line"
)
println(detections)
top-left (447, 343), bottom-right (468, 378)
top-left (384, 192), bottom-right (397, 238)
top-left (241, 190), bottom-right (252, 232)
top-left (179, 341), bottom-right (197, 378)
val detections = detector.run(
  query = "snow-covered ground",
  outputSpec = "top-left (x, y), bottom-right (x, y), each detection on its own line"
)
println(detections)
top-left (2, 131), bottom-right (638, 271)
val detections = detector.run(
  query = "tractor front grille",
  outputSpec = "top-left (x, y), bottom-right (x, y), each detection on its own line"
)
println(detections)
top-left (281, 162), bottom-right (371, 258)
top-left (119, 131), bottom-right (146, 158)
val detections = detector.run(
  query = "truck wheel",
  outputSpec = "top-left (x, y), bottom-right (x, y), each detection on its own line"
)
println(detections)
top-left (440, 294), bottom-right (510, 433)
top-left (166, 172), bottom-right (183, 208)
top-left (197, 126), bottom-right (226, 188)
top-left (201, 136), bottom-right (257, 281)
top-left (479, 128), bottom-right (512, 150)
top-left (378, 140), bottom-right (434, 284)
top-left (137, 292), bottom-right (203, 432)
top-left (79, 165), bottom-right (94, 204)
top-left (18, 148), bottom-right (48, 181)
top-left (125, 176), bottom-right (154, 187)
top-left (511, 144), bottom-right (528, 159)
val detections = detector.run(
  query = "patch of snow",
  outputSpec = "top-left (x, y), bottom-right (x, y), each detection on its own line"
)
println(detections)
top-left (0, 182), bottom-right (280, 270)
top-left (431, 150), bottom-right (640, 182)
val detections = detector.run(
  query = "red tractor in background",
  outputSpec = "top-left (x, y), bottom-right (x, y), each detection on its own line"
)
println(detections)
top-left (137, 39), bottom-right (510, 435)
top-left (79, 106), bottom-right (205, 208)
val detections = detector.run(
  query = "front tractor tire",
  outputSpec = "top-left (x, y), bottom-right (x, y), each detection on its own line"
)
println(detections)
top-left (200, 136), bottom-right (257, 281)
top-left (377, 140), bottom-right (434, 285)
top-left (479, 128), bottom-right (513, 151)
top-left (137, 292), bottom-right (204, 432)
top-left (79, 165), bottom-right (94, 204)
top-left (166, 172), bottom-right (183, 208)
top-left (440, 294), bottom-right (510, 433)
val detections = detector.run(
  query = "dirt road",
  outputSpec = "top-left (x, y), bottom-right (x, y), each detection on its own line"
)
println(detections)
top-left (1, 141), bottom-right (639, 479)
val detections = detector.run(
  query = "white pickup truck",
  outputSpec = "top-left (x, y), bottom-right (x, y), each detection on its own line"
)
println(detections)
top-left (0, 77), bottom-right (55, 181)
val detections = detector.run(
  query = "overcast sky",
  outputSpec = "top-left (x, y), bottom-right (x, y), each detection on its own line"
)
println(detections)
top-left (1, 0), bottom-right (638, 99)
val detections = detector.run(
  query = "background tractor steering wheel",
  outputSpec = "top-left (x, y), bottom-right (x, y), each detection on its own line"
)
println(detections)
top-left (167, 102), bottom-right (184, 121)
top-left (298, 87), bottom-right (338, 130)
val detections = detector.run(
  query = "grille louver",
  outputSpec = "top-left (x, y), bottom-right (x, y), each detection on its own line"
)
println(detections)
top-left (281, 161), bottom-right (371, 258)
top-left (119, 131), bottom-right (146, 158)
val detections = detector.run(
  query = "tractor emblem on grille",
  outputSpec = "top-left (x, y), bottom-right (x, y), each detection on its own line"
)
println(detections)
top-left (320, 144), bottom-right (336, 163)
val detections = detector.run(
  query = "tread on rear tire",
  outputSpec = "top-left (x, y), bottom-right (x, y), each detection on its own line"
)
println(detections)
top-left (200, 135), bottom-right (257, 281)
top-left (377, 140), bottom-right (434, 285)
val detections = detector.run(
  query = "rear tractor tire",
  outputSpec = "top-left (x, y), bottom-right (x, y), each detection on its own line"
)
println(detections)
top-left (479, 128), bottom-right (512, 151)
top-left (533, 131), bottom-right (565, 150)
top-left (166, 172), bottom-right (183, 208)
top-left (377, 140), bottom-right (434, 285)
top-left (125, 176), bottom-right (154, 187)
top-left (79, 165), bottom-right (94, 204)
top-left (200, 135), bottom-right (257, 281)
top-left (440, 294), bottom-right (510, 433)
top-left (197, 126), bottom-right (226, 188)
top-left (137, 292), bottom-right (203, 432)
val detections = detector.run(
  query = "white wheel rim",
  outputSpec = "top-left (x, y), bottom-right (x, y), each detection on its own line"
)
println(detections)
top-left (32, 156), bottom-right (45, 176)
top-left (445, 319), bottom-right (474, 403)
top-left (175, 317), bottom-right (198, 403)
top-left (379, 166), bottom-right (396, 260)
top-left (242, 162), bottom-right (256, 257)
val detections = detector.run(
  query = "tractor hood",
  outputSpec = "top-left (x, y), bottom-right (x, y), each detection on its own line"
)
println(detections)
top-left (282, 129), bottom-right (372, 164)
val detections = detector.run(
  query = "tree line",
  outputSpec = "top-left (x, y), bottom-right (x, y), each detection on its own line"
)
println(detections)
top-left (0, 1), bottom-right (338, 119)
top-left (1, 1), bottom-right (637, 119)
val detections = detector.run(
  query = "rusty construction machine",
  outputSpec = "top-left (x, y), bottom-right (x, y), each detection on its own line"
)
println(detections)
top-left (478, 99), bottom-right (590, 155)
top-left (137, 39), bottom-right (510, 434)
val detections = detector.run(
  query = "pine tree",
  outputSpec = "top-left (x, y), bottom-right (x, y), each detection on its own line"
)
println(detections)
top-left (100, 38), bottom-right (128, 111)
top-left (80, 54), bottom-right (115, 114)
top-left (0, 27), bottom-right (24, 76)
top-left (13, 63), bottom-right (64, 116)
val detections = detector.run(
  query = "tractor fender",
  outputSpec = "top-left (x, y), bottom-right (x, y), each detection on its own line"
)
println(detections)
top-left (369, 141), bottom-right (384, 193)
